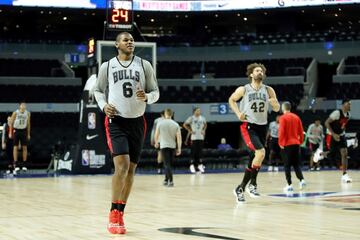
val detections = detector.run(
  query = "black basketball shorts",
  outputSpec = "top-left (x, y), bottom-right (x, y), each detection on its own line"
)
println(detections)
top-left (105, 115), bottom-right (146, 164)
top-left (329, 135), bottom-right (347, 155)
top-left (240, 122), bottom-right (268, 151)
top-left (13, 129), bottom-right (28, 146)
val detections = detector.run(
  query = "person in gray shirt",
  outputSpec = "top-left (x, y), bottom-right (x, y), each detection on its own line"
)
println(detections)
top-left (150, 110), bottom-right (165, 174)
top-left (155, 109), bottom-right (182, 187)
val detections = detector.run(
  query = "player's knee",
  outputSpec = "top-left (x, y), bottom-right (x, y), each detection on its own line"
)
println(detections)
top-left (256, 149), bottom-right (266, 159)
top-left (114, 161), bottom-right (130, 177)
top-left (114, 166), bottom-right (129, 178)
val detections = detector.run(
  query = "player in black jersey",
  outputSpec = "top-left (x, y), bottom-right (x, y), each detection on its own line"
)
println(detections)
top-left (325, 99), bottom-right (352, 183)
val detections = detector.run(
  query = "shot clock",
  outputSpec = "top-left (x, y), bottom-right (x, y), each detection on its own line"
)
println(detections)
top-left (107, 0), bottom-right (133, 30)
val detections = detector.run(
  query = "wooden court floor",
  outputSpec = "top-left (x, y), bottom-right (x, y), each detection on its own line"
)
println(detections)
top-left (0, 171), bottom-right (359, 240)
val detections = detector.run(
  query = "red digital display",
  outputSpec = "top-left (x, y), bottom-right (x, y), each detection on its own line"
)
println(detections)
top-left (107, 0), bottom-right (133, 30)
top-left (111, 9), bottom-right (129, 23)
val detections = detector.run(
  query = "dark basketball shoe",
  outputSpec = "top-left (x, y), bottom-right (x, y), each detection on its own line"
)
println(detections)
top-left (233, 186), bottom-right (245, 203)
top-left (246, 184), bottom-right (260, 198)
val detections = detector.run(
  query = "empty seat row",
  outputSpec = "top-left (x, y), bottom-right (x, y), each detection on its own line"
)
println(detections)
top-left (158, 84), bottom-right (304, 105)
top-left (326, 82), bottom-right (360, 100)
top-left (157, 58), bottom-right (312, 79)
top-left (0, 59), bottom-right (65, 77)
top-left (0, 85), bottom-right (82, 103)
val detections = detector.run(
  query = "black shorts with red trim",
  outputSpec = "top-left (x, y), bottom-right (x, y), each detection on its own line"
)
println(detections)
top-left (105, 115), bottom-right (146, 164)
top-left (240, 122), bottom-right (267, 151)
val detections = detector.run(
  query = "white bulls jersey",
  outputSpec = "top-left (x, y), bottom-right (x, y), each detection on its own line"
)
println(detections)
top-left (94, 55), bottom-right (159, 118)
top-left (185, 115), bottom-right (207, 140)
top-left (13, 110), bottom-right (29, 129)
top-left (269, 121), bottom-right (279, 138)
top-left (239, 84), bottom-right (269, 125)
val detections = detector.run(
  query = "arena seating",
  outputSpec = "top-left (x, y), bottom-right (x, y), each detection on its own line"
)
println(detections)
top-left (159, 84), bottom-right (304, 105)
top-left (343, 56), bottom-right (360, 74)
top-left (157, 58), bottom-right (312, 79)
top-left (0, 85), bottom-right (82, 103)
top-left (150, 30), bottom-right (360, 47)
top-left (326, 82), bottom-right (360, 99)
top-left (0, 59), bottom-right (66, 77)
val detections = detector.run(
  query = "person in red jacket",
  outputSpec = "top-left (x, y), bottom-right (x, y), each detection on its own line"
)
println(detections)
top-left (278, 102), bottom-right (306, 193)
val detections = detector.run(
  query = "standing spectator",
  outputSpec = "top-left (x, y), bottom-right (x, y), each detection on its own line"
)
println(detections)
top-left (9, 102), bottom-right (31, 174)
top-left (278, 102), bottom-right (306, 193)
top-left (183, 107), bottom-right (207, 173)
top-left (155, 109), bottom-right (182, 187)
top-left (150, 111), bottom-right (164, 174)
top-left (266, 115), bottom-right (281, 172)
top-left (307, 119), bottom-right (324, 171)
top-left (2, 116), bottom-right (13, 174)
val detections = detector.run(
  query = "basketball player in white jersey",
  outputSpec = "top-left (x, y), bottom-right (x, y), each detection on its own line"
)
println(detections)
top-left (94, 32), bottom-right (159, 234)
top-left (183, 107), bottom-right (207, 173)
top-left (307, 118), bottom-right (324, 171)
top-left (229, 63), bottom-right (280, 203)
top-left (266, 115), bottom-right (281, 172)
top-left (9, 102), bottom-right (31, 174)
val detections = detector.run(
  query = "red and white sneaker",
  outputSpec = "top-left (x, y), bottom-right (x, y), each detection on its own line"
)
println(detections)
top-left (107, 210), bottom-right (126, 234)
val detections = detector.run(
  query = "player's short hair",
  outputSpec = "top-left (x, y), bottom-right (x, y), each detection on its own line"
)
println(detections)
top-left (342, 98), bottom-right (351, 104)
top-left (246, 63), bottom-right (267, 80)
top-left (19, 101), bottom-right (26, 105)
top-left (193, 107), bottom-right (200, 113)
top-left (164, 108), bottom-right (173, 117)
top-left (282, 101), bottom-right (291, 111)
top-left (116, 32), bottom-right (132, 42)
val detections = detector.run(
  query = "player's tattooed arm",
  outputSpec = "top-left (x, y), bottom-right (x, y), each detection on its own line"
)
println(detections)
top-left (267, 86), bottom-right (280, 112)
top-left (228, 86), bottom-right (247, 121)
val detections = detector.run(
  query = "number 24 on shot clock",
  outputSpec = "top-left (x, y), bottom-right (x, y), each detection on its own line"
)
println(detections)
top-left (107, 0), bottom-right (133, 30)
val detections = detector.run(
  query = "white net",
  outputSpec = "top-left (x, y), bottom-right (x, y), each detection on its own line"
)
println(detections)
top-left (96, 41), bottom-right (157, 75)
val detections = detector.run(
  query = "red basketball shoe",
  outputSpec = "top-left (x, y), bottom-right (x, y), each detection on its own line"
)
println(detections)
top-left (107, 210), bottom-right (126, 234)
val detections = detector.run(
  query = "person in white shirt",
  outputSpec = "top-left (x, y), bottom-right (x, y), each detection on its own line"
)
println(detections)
top-left (306, 119), bottom-right (324, 171)
top-left (266, 115), bottom-right (281, 172)
top-left (183, 107), bottom-right (207, 173)
top-left (9, 102), bottom-right (31, 174)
